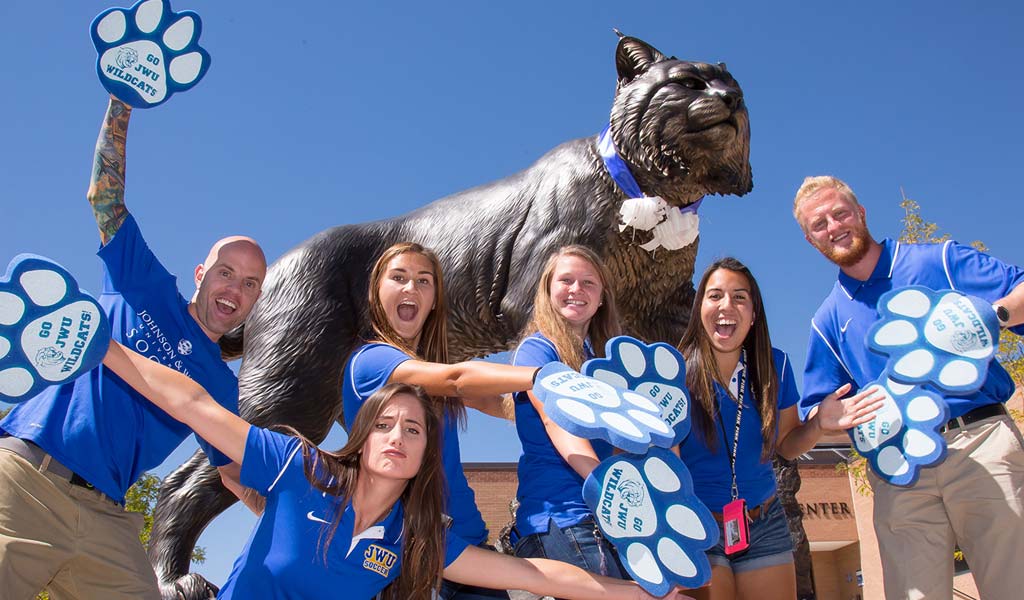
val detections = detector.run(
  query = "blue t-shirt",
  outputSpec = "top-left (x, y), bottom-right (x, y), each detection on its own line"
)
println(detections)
top-left (677, 348), bottom-right (799, 512)
top-left (511, 333), bottom-right (613, 536)
top-left (801, 239), bottom-right (1024, 421)
top-left (218, 426), bottom-right (468, 600)
top-left (341, 343), bottom-right (488, 545)
top-left (0, 215), bottom-right (235, 502)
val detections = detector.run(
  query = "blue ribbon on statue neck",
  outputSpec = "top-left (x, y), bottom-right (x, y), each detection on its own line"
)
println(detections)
top-left (597, 125), bottom-right (703, 215)
top-left (598, 125), bottom-right (643, 199)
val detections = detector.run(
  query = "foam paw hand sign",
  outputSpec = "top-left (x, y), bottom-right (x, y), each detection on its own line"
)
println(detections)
top-left (584, 336), bottom-right (693, 446)
top-left (0, 255), bottom-right (111, 403)
top-left (92, 0), bottom-right (211, 108)
top-left (868, 286), bottom-right (999, 394)
top-left (583, 447), bottom-right (717, 594)
top-left (532, 362), bottom-right (675, 454)
top-left (849, 376), bottom-right (949, 486)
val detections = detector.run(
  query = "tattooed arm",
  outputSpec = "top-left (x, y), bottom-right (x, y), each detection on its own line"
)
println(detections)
top-left (86, 96), bottom-right (132, 245)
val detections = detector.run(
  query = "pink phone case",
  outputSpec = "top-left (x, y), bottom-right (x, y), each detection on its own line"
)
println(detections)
top-left (722, 498), bottom-right (750, 555)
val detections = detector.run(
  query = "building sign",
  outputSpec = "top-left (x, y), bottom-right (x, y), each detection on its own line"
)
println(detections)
top-left (799, 501), bottom-right (853, 519)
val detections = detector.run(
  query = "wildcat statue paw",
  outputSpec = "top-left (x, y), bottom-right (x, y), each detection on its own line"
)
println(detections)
top-left (583, 447), bottom-right (717, 594)
top-left (91, 0), bottom-right (210, 107)
top-left (0, 255), bottom-right (110, 402)
top-left (868, 286), bottom-right (999, 394)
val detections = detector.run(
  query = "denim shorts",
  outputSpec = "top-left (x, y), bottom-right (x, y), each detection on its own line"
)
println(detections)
top-left (513, 518), bottom-right (629, 580)
top-left (706, 497), bottom-right (794, 573)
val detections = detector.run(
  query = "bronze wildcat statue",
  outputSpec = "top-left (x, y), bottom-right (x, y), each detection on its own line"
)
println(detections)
top-left (148, 35), bottom-right (752, 598)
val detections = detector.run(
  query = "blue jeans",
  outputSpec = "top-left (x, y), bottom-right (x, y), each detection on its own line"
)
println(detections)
top-left (513, 518), bottom-right (628, 580)
top-left (438, 543), bottom-right (511, 600)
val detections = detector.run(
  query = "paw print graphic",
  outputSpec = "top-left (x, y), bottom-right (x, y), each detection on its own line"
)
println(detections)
top-left (583, 447), bottom-right (718, 594)
top-left (584, 336), bottom-right (692, 446)
top-left (91, 0), bottom-right (211, 108)
top-left (868, 286), bottom-right (999, 394)
top-left (0, 255), bottom-right (110, 403)
top-left (532, 361), bottom-right (675, 454)
top-left (849, 376), bottom-right (948, 486)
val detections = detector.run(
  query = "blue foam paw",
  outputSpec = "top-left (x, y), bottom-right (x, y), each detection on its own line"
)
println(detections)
top-left (868, 286), bottom-right (999, 394)
top-left (849, 375), bottom-right (948, 487)
top-left (92, 0), bottom-right (211, 108)
top-left (0, 255), bottom-right (110, 403)
top-left (583, 447), bottom-right (718, 594)
top-left (532, 361), bottom-right (675, 454)
top-left (583, 336), bottom-right (692, 446)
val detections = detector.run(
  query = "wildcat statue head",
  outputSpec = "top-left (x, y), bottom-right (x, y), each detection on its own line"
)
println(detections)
top-left (610, 35), bottom-right (752, 207)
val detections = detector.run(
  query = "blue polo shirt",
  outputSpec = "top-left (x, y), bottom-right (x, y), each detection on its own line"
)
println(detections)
top-left (801, 239), bottom-right (1024, 421)
top-left (677, 348), bottom-right (799, 512)
top-left (511, 333), bottom-right (613, 536)
top-left (0, 215), bottom-right (234, 503)
top-left (218, 426), bottom-right (469, 599)
top-left (341, 343), bottom-right (488, 545)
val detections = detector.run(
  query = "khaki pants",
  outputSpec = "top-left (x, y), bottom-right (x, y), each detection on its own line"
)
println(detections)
top-left (0, 450), bottom-right (160, 600)
top-left (869, 415), bottom-right (1024, 600)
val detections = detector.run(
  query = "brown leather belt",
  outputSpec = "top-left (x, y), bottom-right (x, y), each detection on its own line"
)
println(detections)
top-left (0, 436), bottom-right (119, 504)
top-left (941, 403), bottom-right (1007, 433)
top-left (712, 495), bottom-right (776, 522)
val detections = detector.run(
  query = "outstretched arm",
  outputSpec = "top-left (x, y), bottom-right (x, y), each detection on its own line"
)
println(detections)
top-left (776, 383), bottom-right (884, 460)
top-left (87, 96), bottom-right (132, 244)
top-left (527, 389), bottom-right (601, 479)
top-left (389, 359), bottom-right (537, 398)
top-left (102, 341), bottom-right (250, 464)
top-left (461, 393), bottom-right (516, 421)
top-left (445, 545), bottom-right (693, 600)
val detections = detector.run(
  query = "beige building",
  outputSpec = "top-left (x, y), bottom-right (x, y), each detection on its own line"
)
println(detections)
top-left (463, 392), bottom-right (1022, 600)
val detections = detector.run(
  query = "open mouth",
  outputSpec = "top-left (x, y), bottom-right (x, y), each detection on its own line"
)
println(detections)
top-left (397, 301), bottom-right (418, 322)
top-left (714, 319), bottom-right (737, 338)
top-left (215, 298), bottom-right (238, 315)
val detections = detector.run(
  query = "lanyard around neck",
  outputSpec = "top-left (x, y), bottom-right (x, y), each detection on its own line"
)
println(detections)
top-left (718, 350), bottom-right (747, 501)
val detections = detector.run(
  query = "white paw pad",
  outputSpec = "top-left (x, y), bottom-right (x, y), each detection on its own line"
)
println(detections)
top-left (869, 286), bottom-right (999, 394)
top-left (91, 0), bottom-right (211, 108)
top-left (584, 336), bottom-right (693, 446)
top-left (583, 447), bottom-right (717, 594)
top-left (850, 377), bottom-right (948, 486)
top-left (0, 255), bottom-right (110, 402)
top-left (533, 359), bottom-right (675, 454)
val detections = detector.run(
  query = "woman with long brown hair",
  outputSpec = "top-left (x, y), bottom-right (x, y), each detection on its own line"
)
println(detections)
top-left (677, 257), bottom-right (880, 600)
top-left (99, 343), bottom-right (689, 599)
top-left (509, 245), bottom-right (628, 581)
top-left (343, 241), bottom-right (539, 600)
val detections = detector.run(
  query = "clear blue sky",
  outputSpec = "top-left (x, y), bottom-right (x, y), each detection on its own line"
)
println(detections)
top-left (2, 0), bottom-right (1022, 587)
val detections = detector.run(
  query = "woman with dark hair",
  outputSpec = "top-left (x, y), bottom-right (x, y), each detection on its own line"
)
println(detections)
top-left (509, 245), bottom-right (628, 581)
top-left (102, 346), bottom-right (685, 599)
top-left (343, 242), bottom-right (539, 600)
top-left (677, 257), bottom-right (881, 600)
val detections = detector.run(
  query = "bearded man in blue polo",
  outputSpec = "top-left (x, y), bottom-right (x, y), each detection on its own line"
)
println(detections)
top-left (0, 96), bottom-right (267, 600)
top-left (793, 175), bottom-right (1024, 600)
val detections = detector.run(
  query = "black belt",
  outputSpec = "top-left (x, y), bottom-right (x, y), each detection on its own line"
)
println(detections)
top-left (941, 403), bottom-right (1007, 433)
top-left (0, 436), bottom-right (118, 504)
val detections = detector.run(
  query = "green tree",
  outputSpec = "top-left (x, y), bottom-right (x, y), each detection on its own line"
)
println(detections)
top-left (0, 406), bottom-right (206, 598)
